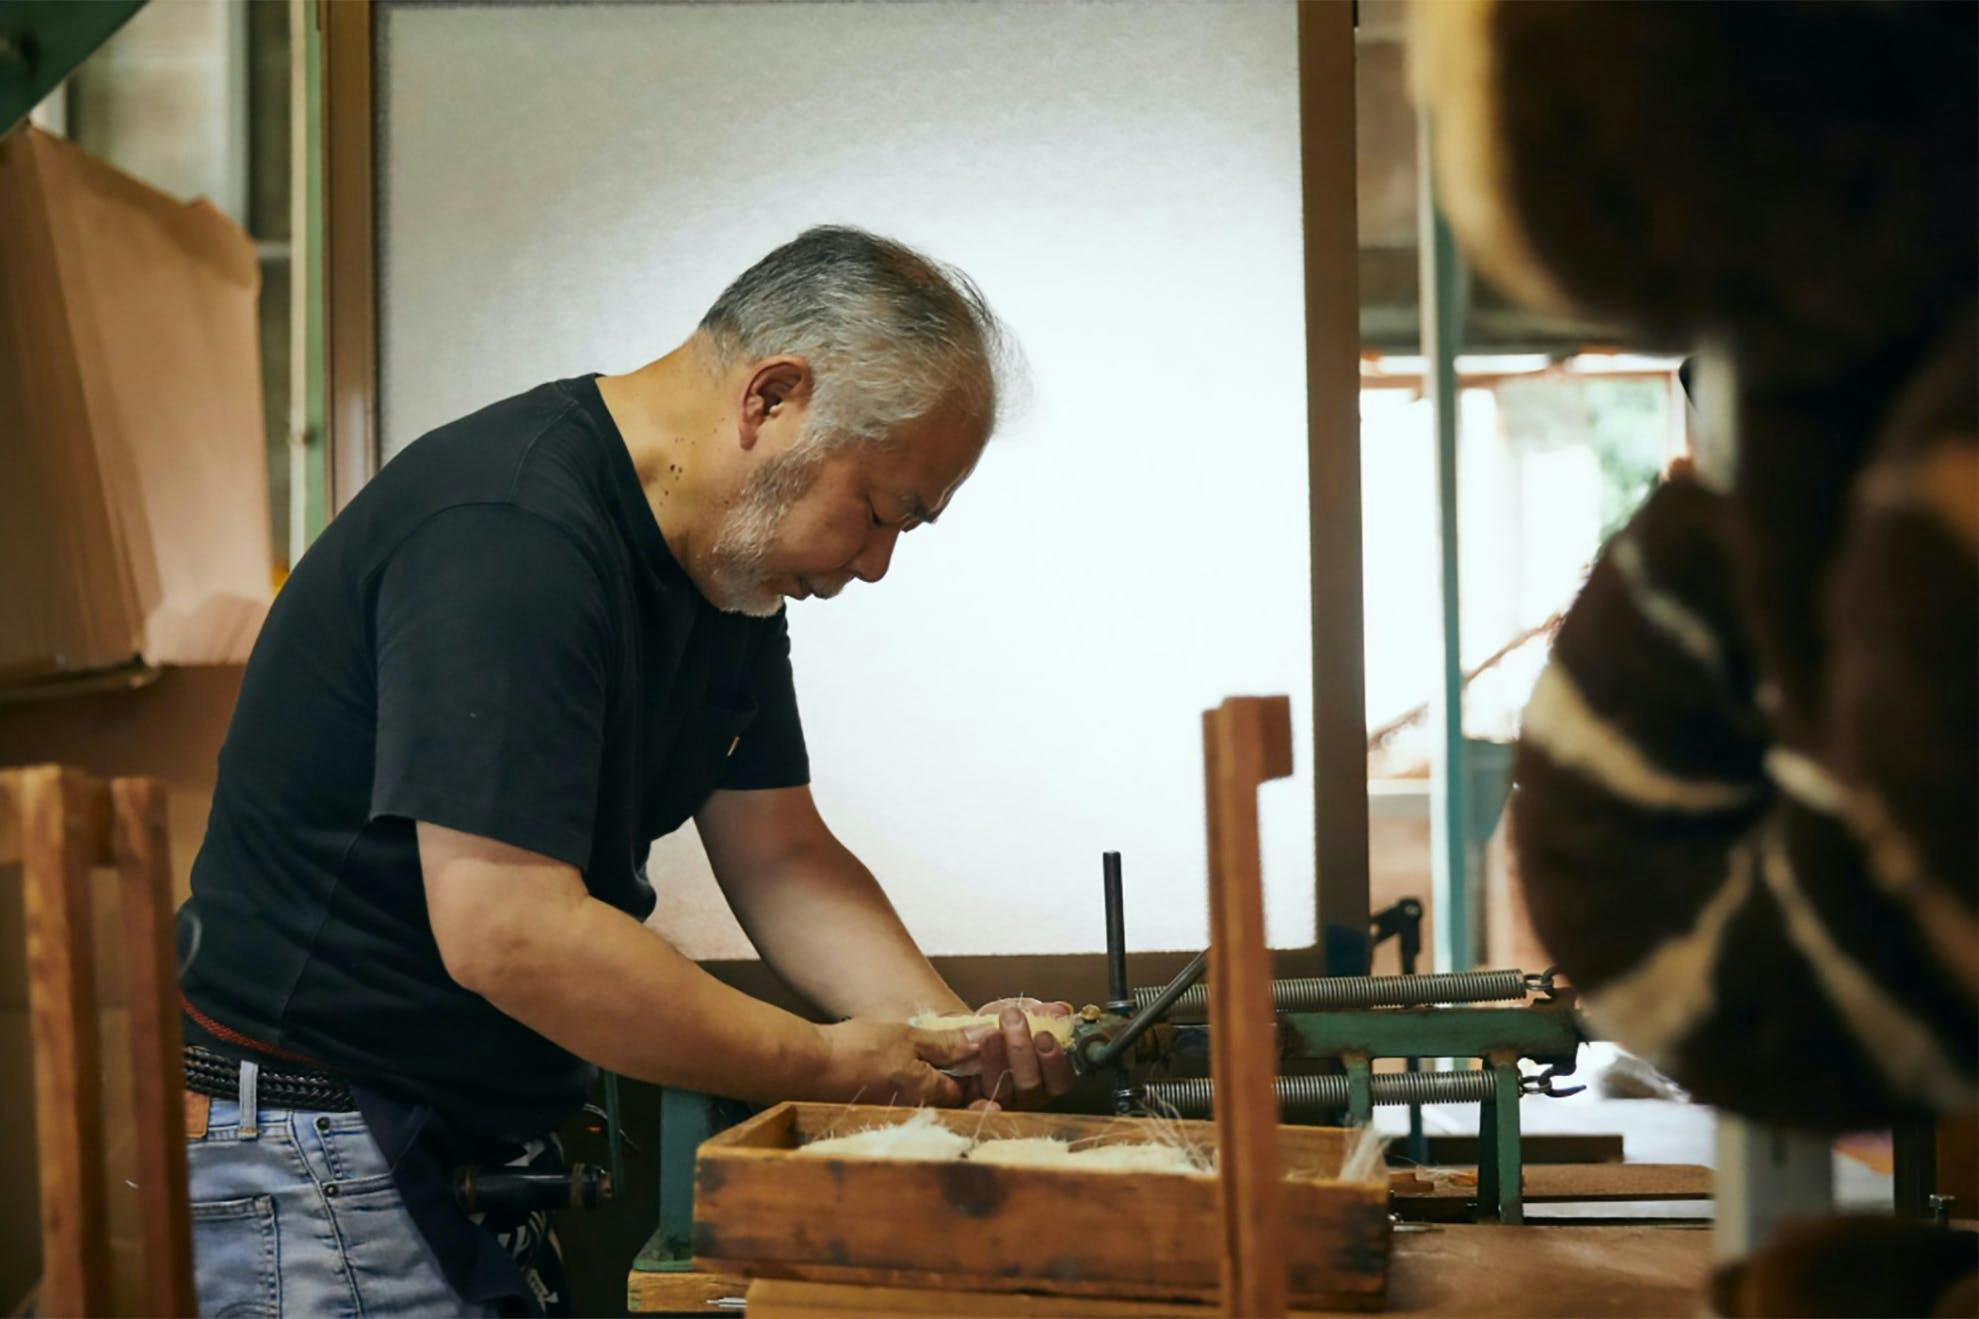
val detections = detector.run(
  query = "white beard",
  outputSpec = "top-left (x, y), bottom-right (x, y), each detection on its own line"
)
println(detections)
top-left (703, 442), bottom-right (826, 616)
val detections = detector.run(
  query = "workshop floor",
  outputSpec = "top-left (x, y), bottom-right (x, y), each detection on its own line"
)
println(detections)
top-left (1371, 1044), bottom-right (1894, 1220)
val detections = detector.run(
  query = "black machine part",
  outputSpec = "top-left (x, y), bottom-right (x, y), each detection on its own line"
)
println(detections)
top-left (453, 1163), bottom-right (613, 1216)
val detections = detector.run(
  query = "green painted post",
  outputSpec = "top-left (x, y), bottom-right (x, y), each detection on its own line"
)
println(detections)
top-left (654, 1088), bottom-right (721, 1270)
top-left (1491, 1058), bottom-right (1524, 1224)
top-left (1344, 1053), bottom-right (1374, 1126)
top-left (1417, 117), bottom-right (1473, 976)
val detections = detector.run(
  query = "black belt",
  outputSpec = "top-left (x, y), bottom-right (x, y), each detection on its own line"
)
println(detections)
top-left (184, 1043), bottom-right (356, 1112)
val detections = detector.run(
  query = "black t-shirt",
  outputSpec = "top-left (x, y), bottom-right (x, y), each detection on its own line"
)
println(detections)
top-left (177, 376), bottom-right (808, 1136)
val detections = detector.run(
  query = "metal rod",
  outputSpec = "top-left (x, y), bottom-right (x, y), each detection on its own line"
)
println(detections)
top-left (1086, 950), bottom-right (1207, 1070)
top-left (1419, 111), bottom-right (1473, 976)
top-left (1132, 967), bottom-right (1532, 1016)
top-left (1140, 1068), bottom-right (1503, 1119)
top-left (1101, 851), bottom-right (1133, 1113)
top-left (1102, 851), bottom-right (1128, 1010)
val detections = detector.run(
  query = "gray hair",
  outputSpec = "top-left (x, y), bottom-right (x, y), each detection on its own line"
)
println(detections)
top-left (698, 226), bottom-right (1011, 450)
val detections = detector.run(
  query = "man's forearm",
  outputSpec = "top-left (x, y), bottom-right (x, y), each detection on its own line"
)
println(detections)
top-left (457, 876), bottom-right (836, 1103)
top-left (723, 837), bottom-right (965, 1022)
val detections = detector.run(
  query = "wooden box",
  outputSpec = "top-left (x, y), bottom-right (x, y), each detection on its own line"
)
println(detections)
top-left (691, 1102), bottom-right (1391, 1309)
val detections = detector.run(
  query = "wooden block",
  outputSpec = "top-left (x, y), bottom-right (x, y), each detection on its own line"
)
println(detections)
top-left (1203, 695), bottom-right (1295, 1318)
top-left (625, 1269), bottom-right (750, 1314)
top-left (690, 1102), bottom-right (1388, 1310)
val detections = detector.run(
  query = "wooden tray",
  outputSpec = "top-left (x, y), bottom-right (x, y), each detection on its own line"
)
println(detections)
top-left (691, 1102), bottom-right (1391, 1309)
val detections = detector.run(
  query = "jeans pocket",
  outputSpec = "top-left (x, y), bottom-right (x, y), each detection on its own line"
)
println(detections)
top-left (191, 1195), bottom-right (281, 1319)
top-left (313, 1115), bottom-right (393, 1189)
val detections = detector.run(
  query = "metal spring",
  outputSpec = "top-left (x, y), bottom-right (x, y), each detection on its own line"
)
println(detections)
top-left (1139, 1069), bottom-right (1501, 1118)
top-left (1132, 968), bottom-right (1531, 1016)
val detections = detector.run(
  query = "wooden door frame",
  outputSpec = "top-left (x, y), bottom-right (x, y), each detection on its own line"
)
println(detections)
top-left (320, 0), bottom-right (376, 512)
top-left (321, 1), bottom-right (1367, 1005)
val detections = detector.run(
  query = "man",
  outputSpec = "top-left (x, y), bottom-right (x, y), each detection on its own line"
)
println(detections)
top-left (177, 227), bottom-right (1073, 1315)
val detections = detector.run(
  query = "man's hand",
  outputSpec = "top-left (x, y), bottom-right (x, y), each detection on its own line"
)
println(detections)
top-left (970, 998), bottom-right (1077, 1111)
top-left (819, 1018), bottom-right (981, 1108)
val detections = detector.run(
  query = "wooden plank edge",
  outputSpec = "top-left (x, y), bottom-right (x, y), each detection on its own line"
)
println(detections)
top-left (697, 1259), bottom-right (1385, 1313)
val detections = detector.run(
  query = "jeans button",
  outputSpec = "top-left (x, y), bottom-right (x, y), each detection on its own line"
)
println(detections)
top-left (325, 1183), bottom-right (339, 1198)
top-left (316, 1116), bottom-right (332, 1133)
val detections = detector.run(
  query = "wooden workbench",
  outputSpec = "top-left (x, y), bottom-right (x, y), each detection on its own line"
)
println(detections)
top-left (627, 1159), bottom-right (1716, 1314)
top-left (736, 1224), bottom-right (1713, 1317)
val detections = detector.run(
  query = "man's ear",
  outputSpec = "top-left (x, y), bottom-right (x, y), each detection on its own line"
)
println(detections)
top-left (737, 357), bottom-right (812, 451)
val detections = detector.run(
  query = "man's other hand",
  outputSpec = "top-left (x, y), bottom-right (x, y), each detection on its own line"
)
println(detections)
top-left (819, 1018), bottom-right (975, 1108)
top-left (971, 998), bottom-right (1076, 1111)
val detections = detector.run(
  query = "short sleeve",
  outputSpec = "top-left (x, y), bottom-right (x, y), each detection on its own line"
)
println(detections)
top-left (720, 613), bottom-right (810, 791)
top-left (370, 505), bottom-right (612, 867)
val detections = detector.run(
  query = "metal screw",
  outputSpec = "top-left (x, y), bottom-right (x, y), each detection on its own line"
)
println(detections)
top-left (1928, 1194), bottom-right (1952, 1228)
top-left (316, 1116), bottom-right (332, 1132)
top-left (324, 1183), bottom-right (339, 1198)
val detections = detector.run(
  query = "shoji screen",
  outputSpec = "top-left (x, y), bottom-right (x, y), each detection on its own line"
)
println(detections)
top-left (376, 0), bottom-right (1311, 957)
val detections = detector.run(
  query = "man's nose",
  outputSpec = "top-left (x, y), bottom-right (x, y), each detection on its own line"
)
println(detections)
top-left (848, 523), bottom-right (901, 584)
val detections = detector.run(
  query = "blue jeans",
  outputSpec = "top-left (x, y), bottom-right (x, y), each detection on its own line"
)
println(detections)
top-left (186, 1084), bottom-right (487, 1317)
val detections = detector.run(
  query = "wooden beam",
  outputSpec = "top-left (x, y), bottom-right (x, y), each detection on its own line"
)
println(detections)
top-left (112, 777), bottom-right (195, 1316)
top-left (1298, 0), bottom-right (1370, 974)
top-left (20, 765), bottom-right (109, 1316)
top-left (321, 0), bottom-right (376, 512)
top-left (1203, 695), bottom-right (1295, 1317)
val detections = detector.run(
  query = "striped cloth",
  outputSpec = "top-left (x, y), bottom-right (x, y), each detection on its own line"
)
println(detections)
top-left (1512, 312), bottom-right (1976, 1128)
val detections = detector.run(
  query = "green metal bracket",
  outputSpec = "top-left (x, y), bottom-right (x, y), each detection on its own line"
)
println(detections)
top-left (1275, 1003), bottom-right (1581, 1223)
top-left (0, 0), bottom-right (146, 137)
top-left (1279, 1003), bottom-right (1580, 1069)
top-left (1474, 1056), bottom-right (1525, 1225)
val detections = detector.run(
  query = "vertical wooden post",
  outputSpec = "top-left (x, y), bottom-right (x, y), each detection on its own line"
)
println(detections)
top-left (21, 766), bottom-right (109, 1317)
top-left (1204, 695), bottom-right (1294, 1318)
top-left (322, 0), bottom-right (377, 513)
top-left (112, 777), bottom-right (195, 1316)
top-left (1298, 0), bottom-right (1371, 977)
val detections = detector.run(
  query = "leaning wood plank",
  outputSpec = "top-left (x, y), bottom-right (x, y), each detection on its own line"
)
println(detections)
top-left (1203, 695), bottom-right (1295, 1318)
top-left (112, 777), bottom-right (195, 1317)
top-left (21, 766), bottom-right (110, 1317)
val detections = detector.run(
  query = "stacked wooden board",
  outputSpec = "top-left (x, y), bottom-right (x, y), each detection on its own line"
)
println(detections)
top-left (0, 126), bottom-right (270, 682)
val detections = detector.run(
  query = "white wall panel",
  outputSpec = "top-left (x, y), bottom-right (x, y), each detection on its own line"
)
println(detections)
top-left (377, 0), bottom-right (1311, 958)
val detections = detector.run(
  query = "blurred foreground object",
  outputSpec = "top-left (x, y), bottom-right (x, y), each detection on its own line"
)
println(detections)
top-left (1413, 0), bottom-right (1974, 1129)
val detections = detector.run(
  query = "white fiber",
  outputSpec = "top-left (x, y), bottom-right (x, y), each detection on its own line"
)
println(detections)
top-left (965, 1137), bottom-right (1073, 1166)
top-left (795, 1109), bottom-right (972, 1162)
top-left (1063, 1142), bottom-right (1207, 1175)
top-left (1338, 1124), bottom-right (1390, 1184)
